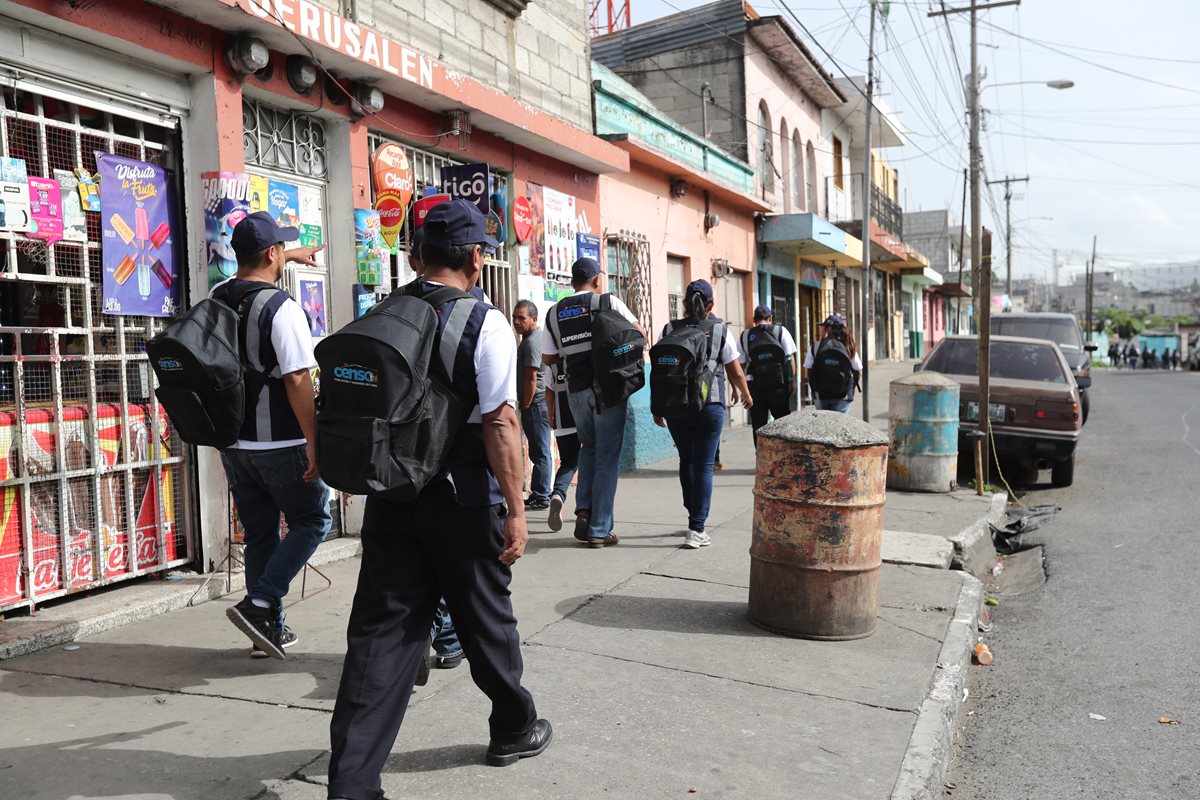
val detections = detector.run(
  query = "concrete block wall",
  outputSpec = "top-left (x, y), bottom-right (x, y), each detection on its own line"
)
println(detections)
top-left (904, 210), bottom-right (954, 276)
top-left (362, 0), bottom-right (592, 130)
top-left (611, 38), bottom-right (748, 163)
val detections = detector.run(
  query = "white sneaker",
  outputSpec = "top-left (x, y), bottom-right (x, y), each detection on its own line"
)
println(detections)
top-left (682, 530), bottom-right (712, 549)
top-left (548, 496), bottom-right (564, 532)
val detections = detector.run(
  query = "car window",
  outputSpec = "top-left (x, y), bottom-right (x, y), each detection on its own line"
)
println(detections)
top-left (924, 341), bottom-right (1065, 382)
top-left (991, 318), bottom-right (1082, 351)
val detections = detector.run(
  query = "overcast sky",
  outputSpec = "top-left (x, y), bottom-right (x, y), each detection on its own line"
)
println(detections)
top-left (628, 0), bottom-right (1200, 289)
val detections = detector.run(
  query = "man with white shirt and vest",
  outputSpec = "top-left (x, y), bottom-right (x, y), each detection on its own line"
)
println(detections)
top-left (328, 199), bottom-right (549, 800)
top-left (542, 257), bottom-right (642, 548)
top-left (739, 304), bottom-right (798, 444)
top-left (218, 212), bottom-right (331, 660)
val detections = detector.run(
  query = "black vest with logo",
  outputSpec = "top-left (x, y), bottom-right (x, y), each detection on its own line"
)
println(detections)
top-left (227, 280), bottom-right (305, 445)
top-left (547, 292), bottom-right (599, 393)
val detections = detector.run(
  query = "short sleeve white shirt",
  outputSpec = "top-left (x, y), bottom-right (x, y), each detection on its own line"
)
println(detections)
top-left (542, 291), bottom-right (638, 356)
top-left (739, 324), bottom-right (798, 368)
top-left (473, 307), bottom-right (518, 418)
top-left (804, 341), bottom-right (863, 371)
top-left (657, 321), bottom-right (740, 365)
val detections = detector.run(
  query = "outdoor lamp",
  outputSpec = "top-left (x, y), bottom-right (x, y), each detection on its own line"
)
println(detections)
top-left (227, 35), bottom-right (270, 76)
top-left (352, 85), bottom-right (385, 118)
top-left (286, 55), bottom-right (319, 95)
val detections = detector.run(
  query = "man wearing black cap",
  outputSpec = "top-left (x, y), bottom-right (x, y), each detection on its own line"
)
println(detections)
top-left (328, 198), bottom-right (550, 799)
top-left (739, 305), bottom-right (798, 443)
top-left (218, 211), bottom-right (331, 660)
top-left (542, 257), bottom-right (642, 548)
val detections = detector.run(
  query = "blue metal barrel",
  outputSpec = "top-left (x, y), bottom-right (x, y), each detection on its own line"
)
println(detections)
top-left (887, 372), bottom-right (959, 493)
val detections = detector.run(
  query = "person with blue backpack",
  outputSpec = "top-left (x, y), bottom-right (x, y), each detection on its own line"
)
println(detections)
top-left (804, 314), bottom-right (862, 414)
top-left (650, 280), bottom-right (752, 550)
top-left (739, 304), bottom-right (798, 444)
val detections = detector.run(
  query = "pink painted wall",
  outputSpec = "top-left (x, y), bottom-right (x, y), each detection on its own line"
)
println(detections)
top-left (924, 290), bottom-right (946, 351)
top-left (599, 160), bottom-right (757, 335)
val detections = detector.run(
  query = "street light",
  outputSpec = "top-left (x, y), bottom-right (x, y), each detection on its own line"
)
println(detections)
top-left (986, 79), bottom-right (1075, 90)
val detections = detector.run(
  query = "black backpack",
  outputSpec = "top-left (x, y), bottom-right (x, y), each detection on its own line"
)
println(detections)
top-left (147, 280), bottom-right (278, 448)
top-left (313, 282), bottom-right (474, 501)
top-left (590, 293), bottom-right (646, 411)
top-left (743, 324), bottom-right (789, 390)
top-left (809, 338), bottom-right (854, 400)
top-left (649, 318), bottom-right (724, 419)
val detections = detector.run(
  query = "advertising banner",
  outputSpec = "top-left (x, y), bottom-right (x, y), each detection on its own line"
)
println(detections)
top-left (372, 143), bottom-right (414, 251)
top-left (53, 170), bottom-right (87, 243)
top-left (513, 196), bottom-right (533, 244)
top-left (576, 233), bottom-right (601, 265)
top-left (267, 179), bottom-right (301, 241)
top-left (354, 208), bottom-right (385, 286)
top-left (542, 186), bottom-right (577, 287)
top-left (441, 162), bottom-right (490, 216)
top-left (0, 158), bottom-right (31, 233)
top-left (249, 175), bottom-right (269, 212)
top-left (27, 176), bottom-right (63, 245)
top-left (95, 152), bottom-right (179, 317)
top-left (201, 171), bottom-right (251, 289)
top-left (412, 193), bottom-right (451, 229)
top-left (523, 182), bottom-right (545, 276)
top-left (353, 284), bottom-right (378, 318)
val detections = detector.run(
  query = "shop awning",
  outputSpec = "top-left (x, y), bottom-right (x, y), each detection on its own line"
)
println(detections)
top-left (760, 212), bottom-right (863, 267)
top-left (900, 265), bottom-right (943, 286)
top-left (933, 281), bottom-right (970, 298)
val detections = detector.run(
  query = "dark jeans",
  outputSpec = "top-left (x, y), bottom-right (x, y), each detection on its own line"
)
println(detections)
top-left (666, 404), bottom-right (725, 533)
top-left (749, 383), bottom-right (792, 445)
top-left (521, 397), bottom-right (553, 504)
top-left (431, 597), bottom-right (462, 659)
top-left (552, 432), bottom-right (580, 503)
top-left (329, 484), bottom-right (537, 800)
top-left (221, 445), bottom-right (330, 622)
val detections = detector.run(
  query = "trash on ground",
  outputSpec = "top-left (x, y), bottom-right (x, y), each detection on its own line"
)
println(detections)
top-left (1089, 713), bottom-right (1106, 721)
top-left (991, 504), bottom-right (1060, 554)
top-left (973, 643), bottom-right (993, 665)
top-left (63, 644), bottom-right (80, 651)
top-left (991, 560), bottom-right (1005, 576)
top-left (984, 593), bottom-right (1000, 607)
top-left (962, 688), bottom-right (970, 703)
top-left (1158, 717), bottom-right (1181, 725)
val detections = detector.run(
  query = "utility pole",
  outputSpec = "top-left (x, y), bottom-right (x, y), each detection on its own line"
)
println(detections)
top-left (986, 175), bottom-right (1028, 298)
top-left (1086, 235), bottom-right (1097, 341)
top-left (930, 0), bottom-right (1020, 494)
top-left (860, 0), bottom-right (877, 424)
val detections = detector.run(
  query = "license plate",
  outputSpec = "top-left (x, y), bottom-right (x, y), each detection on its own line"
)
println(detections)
top-left (966, 401), bottom-right (1006, 423)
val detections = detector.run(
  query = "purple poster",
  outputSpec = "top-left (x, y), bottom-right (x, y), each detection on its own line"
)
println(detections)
top-left (95, 152), bottom-right (179, 317)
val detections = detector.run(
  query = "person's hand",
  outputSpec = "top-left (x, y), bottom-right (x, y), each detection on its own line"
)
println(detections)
top-left (654, 415), bottom-right (667, 428)
top-left (303, 441), bottom-right (320, 481)
top-left (547, 409), bottom-right (556, 428)
top-left (499, 514), bottom-right (529, 565)
top-left (729, 386), bottom-right (742, 406)
top-left (741, 393), bottom-right (754, 411)
top-left (285, 243), bottom-right (327, 266)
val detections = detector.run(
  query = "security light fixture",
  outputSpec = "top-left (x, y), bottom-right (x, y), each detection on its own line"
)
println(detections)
top-left (286, 55), bottom-right (319, 95)
top-left (670, 178), bottom-right (688, 198)
top-left (226, 35), bottom-right (270, 76)
top-left (351, 84), bottom-right (385, 118)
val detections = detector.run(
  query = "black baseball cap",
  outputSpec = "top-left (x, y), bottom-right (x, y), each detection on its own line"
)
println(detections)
top-left (686, 279), bottom-right (714, 303)
top-left (231, 211), bottom-right (297, 258)
top-left (822, 313), bottom-right (846, 328)
top-left (423, 198), bottom-right (500, 249)
top-left (753, 304), bottom-right (773, 320)
top-left (571, 257), bottom-right (604, 282)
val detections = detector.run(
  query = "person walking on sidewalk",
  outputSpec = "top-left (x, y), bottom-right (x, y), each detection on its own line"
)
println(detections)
top-left (739, 304), bottom-right (797, 445)
top-left (804, 314), bottom-right (863, 414)
top-left (545, 362), bottom-right (580, 533)
top-left (217, 212), bottom-right (332, 661)
top-left (542, 257), bottom-right (643, 549)
top-left (653, 280), bottom-right (752, 550)
top-left (512, 300), bottom-right (552, 511)
top-left (328, 200), bottom-right (550, 800)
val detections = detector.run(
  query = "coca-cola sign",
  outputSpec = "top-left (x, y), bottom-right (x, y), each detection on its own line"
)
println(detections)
top-left (512, 196), bottom-right (533, 243)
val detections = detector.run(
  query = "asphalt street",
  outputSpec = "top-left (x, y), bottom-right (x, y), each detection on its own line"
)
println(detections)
top-left (947, 368), bottom-right (1200, 799)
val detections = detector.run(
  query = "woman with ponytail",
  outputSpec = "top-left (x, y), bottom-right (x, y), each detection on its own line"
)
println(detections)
top-left (653, 280), bottom-right (752, 549)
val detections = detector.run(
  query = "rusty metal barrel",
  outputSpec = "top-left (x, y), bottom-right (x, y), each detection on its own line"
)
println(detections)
top-left (887, 372), bottom-right (960, 493)
top-left (749, 411), bottom-right (888, 640)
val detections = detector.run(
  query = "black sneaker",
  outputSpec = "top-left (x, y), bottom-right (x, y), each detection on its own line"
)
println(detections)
top-left (573, 510), bottom-right (591, 542)
top-left (251, 626), bottom-right (298, 659)
top-left (486, 719), bottom-right (554, 767)
top-left (227, 598), bottom-right (286, 660)
top-left (435, 652), bottom-right (465, 669)
top-left (415, 646), bottom-right (432, 687)
top-left (524, 498), bottom-right (550, 510)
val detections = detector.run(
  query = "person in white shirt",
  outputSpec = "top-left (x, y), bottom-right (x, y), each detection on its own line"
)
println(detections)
top-left (739, 304), bottom-right (799, 444)
top-left (803, 314), bottom-right (864, 414)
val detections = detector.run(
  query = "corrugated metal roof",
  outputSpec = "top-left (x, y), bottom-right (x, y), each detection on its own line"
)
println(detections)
top-left (592, 0), bottom-right (747, 68)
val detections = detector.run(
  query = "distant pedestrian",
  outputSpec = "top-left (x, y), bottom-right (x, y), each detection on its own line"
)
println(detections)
top-left (1142, 346), bottom-right (1152, 369)
top-left (543, 257), bottom-right (645, 548)
top-left (805, 314), bottom-right (863, 414)
top-left (1173, 349), bottom-right (1182, 371)
top-left (740, 304), bottom-right (798, 445)
top-left (1108, 343), bottom-right (1119, 368)
top-left (216, 212), bottom-right (331, 660)
top-left (544, 362), bottom-right (580, 533)
top-left (651, 280), bottom-right (752, 549)
top-left (1126, 344), bottom-right (1137, 370)
top-left (512, 300), bottom-right (552, 510)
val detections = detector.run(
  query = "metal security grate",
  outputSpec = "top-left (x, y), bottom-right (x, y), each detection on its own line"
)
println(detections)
top-left (0, 84), bottom-right (190, 612)
top-left (605, 232), bottom-right (652, 333)
top-left (243, 99), bottom-right (328, 179)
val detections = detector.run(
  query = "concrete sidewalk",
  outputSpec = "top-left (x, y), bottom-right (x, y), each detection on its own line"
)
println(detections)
top-left (0, 427), bottom-right (992, 800)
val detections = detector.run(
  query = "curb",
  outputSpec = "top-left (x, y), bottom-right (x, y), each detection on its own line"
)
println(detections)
top-left (0, 537), bottom-right (361, 662)
top-left (889, 571), bottom-right (984, 800)
top-left (949, 491), bottom-right (1007, 579)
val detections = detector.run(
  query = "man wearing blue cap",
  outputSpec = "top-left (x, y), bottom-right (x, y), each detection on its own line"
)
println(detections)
top-left (542, 257), bottom-right (643, 548)
top-left (739, 304), bottom-right (798, 443)
top-left (329, 199), bottom-right (550, 799)
top-left (217, 211), bottom-right (331, 660)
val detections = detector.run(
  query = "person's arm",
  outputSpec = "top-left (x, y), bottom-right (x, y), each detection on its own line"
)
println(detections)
top-left (521, 367), bottom-right (539, 409)
top-left (725, 360), bottom-right (753, 410)
top-left (540, 325), bottom-right (560, 365)
top-left (483, 403), bottom-right (527, 565)
top-left (546, 385), bottom-right (557, 429)
top-left (284, 243), bottom-right (326, 266)
top-left (282, 369), bottom-right (320, 481)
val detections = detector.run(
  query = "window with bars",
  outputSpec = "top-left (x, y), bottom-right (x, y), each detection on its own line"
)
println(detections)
top-left (242, 99), bottom-right (327, 179)
top-left (605, 233), bottom-right (653, 333)
top-left (0, 82), bottom-right (190, 611)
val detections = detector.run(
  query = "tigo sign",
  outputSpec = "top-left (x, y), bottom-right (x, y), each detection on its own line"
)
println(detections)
top-left (441, 163), bottom-right (490, 216)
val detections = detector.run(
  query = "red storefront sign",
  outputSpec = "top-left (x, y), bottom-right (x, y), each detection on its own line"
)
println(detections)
top-left (372, 144), bottom-right (414, 250)
top-left (512, 196), bottom-right (533, 243)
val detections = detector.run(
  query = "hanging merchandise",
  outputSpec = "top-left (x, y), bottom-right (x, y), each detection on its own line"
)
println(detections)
top-left (95, 152), bottom-right (179, 317)
top-left (27, 177), bottom-right (63, 244)
top-left (73, 167), bottom-right (100, 212)
top-left (0, 158), bottom-right (32, 233)
top-left (491, 184), bottom-right (507, 244)
top-left (201, 171), bottom-right (251, 288)
top-left (372, 143), bottom-right (414, 252)
top-left (354, 208), bottom-right (385, 286)
top-left (54, 170), bottom-right (87, 243)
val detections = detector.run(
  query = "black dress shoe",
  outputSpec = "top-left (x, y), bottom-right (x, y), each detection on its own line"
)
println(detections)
top-left (486, 719), bottom-right (554, 767)
top-left (587, 533), bottom-right (619, 549)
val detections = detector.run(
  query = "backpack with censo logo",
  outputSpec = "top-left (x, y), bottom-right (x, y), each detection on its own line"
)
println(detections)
top-left (649, 318), bottom-right (724, 418)
top-left (743, 324), bottom-right (789, 390)
top-left (809, 338), bottom-right (854, 400)
top-left (313, 282), bottom-right (474, 501)
top-left (147, 280), bottom-right (278, 448)
top-left (590, 293), bottom-right (646, 411)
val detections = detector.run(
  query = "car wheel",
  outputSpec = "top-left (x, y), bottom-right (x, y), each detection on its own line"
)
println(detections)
top-left (1050, 454), bottom-right (1075, 488)
top-left (1080, 389), bottom-right (1089, 425)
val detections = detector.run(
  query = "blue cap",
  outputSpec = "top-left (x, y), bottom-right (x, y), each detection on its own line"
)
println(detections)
top-left (686, 279), bottom-right (714, 304)
top-left (822, 313), bottom-right (846, 328)
top-left (571, 257), bottom-right (604, 282)
top-left (410, 223), bottom-right (425, 261)
top-left (753, 304), bottom-right (773, 320)
top-left (231, 211), bottom-right (298, 258)
top-left (423, 198), bottom-right (499, 249)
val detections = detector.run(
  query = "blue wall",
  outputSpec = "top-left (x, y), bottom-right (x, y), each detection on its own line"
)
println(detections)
top-left (620, 364), bottom-right (676, 472)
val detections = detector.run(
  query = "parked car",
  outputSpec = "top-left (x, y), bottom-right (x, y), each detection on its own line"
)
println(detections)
top-left (990, 312), bottom-right (1096, 423)
top-left (916, 334), bottom-right (1083, 487)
